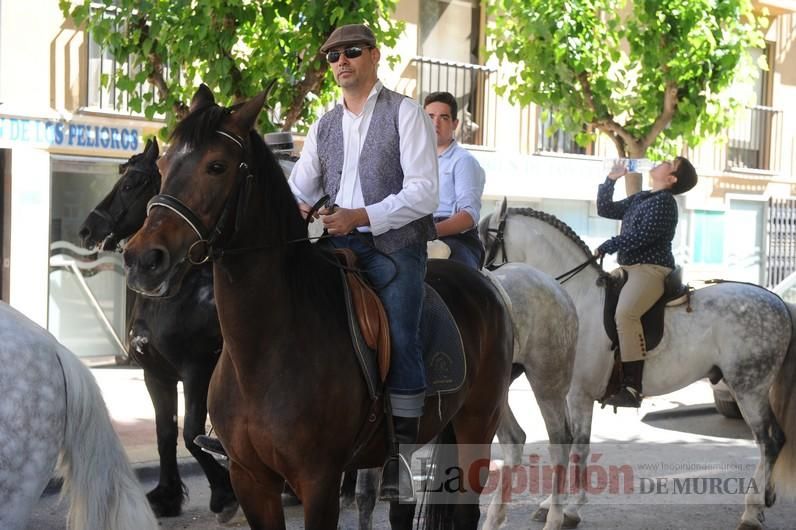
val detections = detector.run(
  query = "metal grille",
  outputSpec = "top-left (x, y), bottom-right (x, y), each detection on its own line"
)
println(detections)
top-left (766, 197), bottom-right (796, 287)
top-left (413, 57), bottom-right (497, 149)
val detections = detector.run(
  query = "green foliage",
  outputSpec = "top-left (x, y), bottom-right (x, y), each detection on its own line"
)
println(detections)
top-left (61, 0), bottom-right (402, 134)
top-left (489, 0), bottom-right (766, 158)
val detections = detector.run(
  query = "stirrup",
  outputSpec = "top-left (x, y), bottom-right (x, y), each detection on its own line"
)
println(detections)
top-left (602, 386), bottom-right (643, 408)
top-left (378, 454), bottom-right (417, 503)
top-left (194, 434), bottom-right (228, 457)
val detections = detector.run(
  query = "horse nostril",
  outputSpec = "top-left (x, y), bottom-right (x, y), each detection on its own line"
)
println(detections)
top-left (79, 226), bottom-right (91, 242)
top-left (140, 248), bottom-right (168, 273)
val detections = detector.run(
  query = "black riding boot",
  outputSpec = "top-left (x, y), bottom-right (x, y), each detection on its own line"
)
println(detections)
top-left (605, 360), bottom-right (645, 408)
top-left (378, 417), bottom-right (419, 503)
top-left (194, 434), bottom-right (227, 457)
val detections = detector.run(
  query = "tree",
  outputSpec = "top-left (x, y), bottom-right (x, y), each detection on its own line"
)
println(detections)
top-left (489, 0), bottom-right (766, 190)
top-left (60, 0), bottom-right (402, 133)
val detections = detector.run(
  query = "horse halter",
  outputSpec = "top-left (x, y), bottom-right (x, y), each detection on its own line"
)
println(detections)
top-left (146, 129), bottom-right (254, 264)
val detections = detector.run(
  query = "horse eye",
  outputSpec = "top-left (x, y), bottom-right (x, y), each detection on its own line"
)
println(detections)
top-left (208, 162), bottom-right (227, 174)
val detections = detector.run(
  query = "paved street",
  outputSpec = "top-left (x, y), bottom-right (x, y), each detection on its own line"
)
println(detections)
top-left (28, 368), bottom-right (796, 529)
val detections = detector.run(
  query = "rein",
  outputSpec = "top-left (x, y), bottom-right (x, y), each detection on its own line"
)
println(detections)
top-left (484, 212), bottom-right (508, 271)
top-left (555, 255), bottom-right (603, 284)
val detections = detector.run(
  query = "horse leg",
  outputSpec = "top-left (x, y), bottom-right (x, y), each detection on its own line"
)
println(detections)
top-left (356, 468), bottom-right (379, 530)
top-left (181, 369), bottom-right (238, 522)
top-left (300, 471), bottom-right (345, 530)
top-left (229, 460), bottom-right (286, 530)
top-left (143, 372), bottom-right (185, 517)
top-left (732, 389), bottom-right (786, 530)
top-left (533, 390), bottom-right (573, 530)
top-left (533, 390), bottom-right (592, 528)
top-left (483, 397), bottom-right (526, 530)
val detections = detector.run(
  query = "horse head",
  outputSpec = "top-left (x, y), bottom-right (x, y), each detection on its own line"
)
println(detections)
top-left (123, 85), bottom-right (299, 297)
top-left (79, 138), bottom-right (160, 251)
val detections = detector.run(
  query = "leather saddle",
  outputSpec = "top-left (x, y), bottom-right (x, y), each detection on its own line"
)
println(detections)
top-left (599, 266), bottom-right (691, 402)
top-left (334, 248), bottom-right (466, 400)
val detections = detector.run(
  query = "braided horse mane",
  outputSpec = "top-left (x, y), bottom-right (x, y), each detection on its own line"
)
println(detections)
top-left (507, 207), bottom-right (608, 276)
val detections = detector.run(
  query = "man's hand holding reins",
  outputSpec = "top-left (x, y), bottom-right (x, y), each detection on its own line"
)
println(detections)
top-left (298, 202), bottom-right (320, 223)
top-left (320, 206), bottom-right (369, 236)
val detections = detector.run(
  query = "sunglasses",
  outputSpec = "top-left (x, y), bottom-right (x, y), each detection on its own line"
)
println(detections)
top-left (326, 46), bottom-right (371, 63)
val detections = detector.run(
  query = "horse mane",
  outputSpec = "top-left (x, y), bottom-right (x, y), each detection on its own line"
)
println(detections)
top-left (508, 207), bottom-right (606, 274)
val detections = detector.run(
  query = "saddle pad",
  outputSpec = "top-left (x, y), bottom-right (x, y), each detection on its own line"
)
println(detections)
top-left (342, 278), bottom-right (466, 400)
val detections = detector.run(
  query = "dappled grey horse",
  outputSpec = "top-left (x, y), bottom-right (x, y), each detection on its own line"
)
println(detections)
top-left (0, 301), bottom-right (156, 530)
top-left (480, 207), bottom-right (796, 530)
top-left (348, 262), bottom-right (580, 530)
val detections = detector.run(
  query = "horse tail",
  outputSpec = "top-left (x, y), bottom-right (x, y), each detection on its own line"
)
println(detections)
top-left (420, 423), bottom-right (458, 530)
top-left (771, 301), bottom-right (796, 499)
top-left (55, 346), bottom-right (157, 530)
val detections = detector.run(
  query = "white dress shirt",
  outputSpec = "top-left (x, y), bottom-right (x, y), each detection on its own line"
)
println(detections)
top-left (289, 81), bottom-right (439, 236)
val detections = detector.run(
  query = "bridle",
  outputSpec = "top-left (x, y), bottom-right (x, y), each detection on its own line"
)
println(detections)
top-left (147, 129), bottom-right (255, 264)
top-left (88, 163), bottom-right (160, 247)
top-left (483, 207), bottom-right (606, 284)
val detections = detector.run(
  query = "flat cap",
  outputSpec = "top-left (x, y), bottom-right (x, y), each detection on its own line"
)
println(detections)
top-left (321, 24), bottom-right (376, 53)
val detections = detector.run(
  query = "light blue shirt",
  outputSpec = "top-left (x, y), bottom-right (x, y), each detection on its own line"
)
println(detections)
top-left (434, 140), bottom-right (485, 229)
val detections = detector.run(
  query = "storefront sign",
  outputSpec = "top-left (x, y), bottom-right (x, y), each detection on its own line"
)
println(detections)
top-left (0, 116), bottom-right (141, 152)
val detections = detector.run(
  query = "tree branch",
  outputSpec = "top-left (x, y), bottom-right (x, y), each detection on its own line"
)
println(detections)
top-left (640, 81), bottom-right (678, 152)
top-left (578, 72), bottom-right (637, 153)
top-left (281, 53), bottom-right (330, 131)
top-left (134, 15), bottom-right (188, 118)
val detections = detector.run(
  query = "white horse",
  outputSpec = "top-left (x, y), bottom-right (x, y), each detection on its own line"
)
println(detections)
top-left (0, 301), bottom-right (157, 530)
top-left (479, 207), bottom-right (796, 530)
top-left (348, 261), bottom-right (579, 530)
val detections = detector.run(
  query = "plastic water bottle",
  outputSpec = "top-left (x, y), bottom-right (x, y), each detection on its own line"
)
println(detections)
top-left (603, 158), bottom-right (654, 173)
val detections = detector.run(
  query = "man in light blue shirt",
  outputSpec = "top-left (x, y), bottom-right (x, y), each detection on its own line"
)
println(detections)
top-left (424, 92), bottom-right (486, 269)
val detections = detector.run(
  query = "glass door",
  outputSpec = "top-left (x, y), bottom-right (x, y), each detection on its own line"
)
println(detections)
top-left (49, 156), bottom-right (127, 363)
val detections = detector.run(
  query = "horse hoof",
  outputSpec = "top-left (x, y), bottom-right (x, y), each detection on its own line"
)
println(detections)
top-left (736, 522), bottom-right (762, 530)
top-left (563, 513), bottom-right (581, 528)
top-left (146, 485), bottom-right (184, 517)
top-left (532, 507), bottom-right (549, 522)
top-left (215, 500), bottom-right (239, 524)
top-left (765, 488), bottom-right (776, 507)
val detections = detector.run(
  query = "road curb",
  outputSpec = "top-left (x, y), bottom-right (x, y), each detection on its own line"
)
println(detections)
top-left (41, 457), bottom-right (206, 497)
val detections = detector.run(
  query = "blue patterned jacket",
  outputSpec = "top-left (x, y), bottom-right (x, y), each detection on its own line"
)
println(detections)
top-left (596, 178), bottom-right (678, 268)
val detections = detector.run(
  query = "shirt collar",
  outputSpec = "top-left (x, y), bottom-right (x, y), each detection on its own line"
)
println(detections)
top-left (340, 80), bottom-right (383, 113)
top-left (438, 138), bottom-right (458, 159)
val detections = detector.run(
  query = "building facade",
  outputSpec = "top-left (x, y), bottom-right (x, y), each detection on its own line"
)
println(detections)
top-left (1, 0), bottom-right (795, 360)
top-left (382, 0), bottom-right (796, 286)
top-left (0, 0), bottom-right (163, 361)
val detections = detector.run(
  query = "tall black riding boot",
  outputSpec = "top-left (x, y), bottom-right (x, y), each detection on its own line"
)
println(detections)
top-left (378, 416), bottom-right (419, 503)
top-left (604, 360), bottom-right (645, 408)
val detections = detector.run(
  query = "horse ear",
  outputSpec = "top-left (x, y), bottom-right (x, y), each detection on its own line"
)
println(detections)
top-left (189, 84), bottom-right (215, 113)
top-left (499, 197), bottom-right (508, 221)
top-left (143, 138), bottom-right (159, 160)
top-left (228, 91), bottom-right (267, 134)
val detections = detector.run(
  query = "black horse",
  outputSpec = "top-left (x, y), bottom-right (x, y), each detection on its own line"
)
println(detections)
top-left (79, 139), bottom-right (238, 521)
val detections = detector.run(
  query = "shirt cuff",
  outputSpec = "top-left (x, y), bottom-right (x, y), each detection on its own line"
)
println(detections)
top-left (365, 202), bottom-right (391, 236)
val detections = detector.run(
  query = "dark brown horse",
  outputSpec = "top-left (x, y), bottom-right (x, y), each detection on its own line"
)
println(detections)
top-left (123, 85), bottom-right (513, 529)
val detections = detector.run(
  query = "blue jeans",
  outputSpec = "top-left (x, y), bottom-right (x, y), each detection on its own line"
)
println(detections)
top-left (440, 234), bottom-right (482, 270)
top-left (327, 234), bottom-right (427, 415)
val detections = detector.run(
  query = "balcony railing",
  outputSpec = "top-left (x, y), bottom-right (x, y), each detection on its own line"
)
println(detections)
top-left (412, 57), bottom-right (497, 149)
top-left (727, 105), bottom-right (783, 172)
top-left (537, 112), bottom-right (588, 155)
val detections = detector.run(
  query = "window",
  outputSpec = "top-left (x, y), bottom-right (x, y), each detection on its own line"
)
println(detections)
top-left (537, 111), bottom-right (591, 155)
top-left (727, 42), bottom-right (782, 172)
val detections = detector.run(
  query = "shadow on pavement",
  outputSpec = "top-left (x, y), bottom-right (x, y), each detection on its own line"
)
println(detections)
top-left (642, 403), bottom-right (752, 440)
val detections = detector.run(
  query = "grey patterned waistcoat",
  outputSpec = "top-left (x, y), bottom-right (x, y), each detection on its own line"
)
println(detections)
top-left (316, 86), bottom-right (436, 253)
